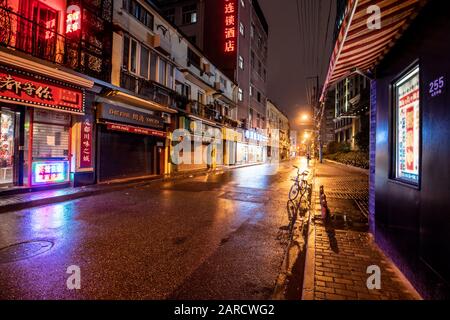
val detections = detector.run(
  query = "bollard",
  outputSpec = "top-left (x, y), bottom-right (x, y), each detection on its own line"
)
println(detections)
top-left (319, 185), bottom-right (330, 221)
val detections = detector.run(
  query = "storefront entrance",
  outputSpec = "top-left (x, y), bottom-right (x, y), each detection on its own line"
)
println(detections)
top-left (0, 105), bottom-right (22, 189)
top-left (98, 125), bottom-right (160, 181)
top-left (96, 103), bottom-right (167, 182)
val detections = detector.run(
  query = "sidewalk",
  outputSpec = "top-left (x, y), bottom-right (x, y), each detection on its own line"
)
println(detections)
top-left (302, 161), bottom-right (421, 300)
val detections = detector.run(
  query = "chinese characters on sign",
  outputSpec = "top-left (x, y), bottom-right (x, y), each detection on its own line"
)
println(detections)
top-left (224, 0), bottom-right (237, 53)
top-left (396, 67), bottom-right (420, 184)
top-left (80, 116), bottom-right (93, 168)
top-left (66, 5), bottom-right (81, 34)
top-left (0, 71), bottom-right (84, 113)
top-left (32, 161), bottom-right (70, 185)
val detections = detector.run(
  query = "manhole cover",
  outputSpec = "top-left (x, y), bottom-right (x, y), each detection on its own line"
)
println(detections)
top-left (220, 191), bottom-right (268, 203)
top-left (0, 240), bottom-right (54, 264)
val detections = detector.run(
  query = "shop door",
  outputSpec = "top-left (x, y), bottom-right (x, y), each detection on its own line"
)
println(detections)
top-left (0, 106), bottom-right (21, 188)
top-left (98, 126), bottom-right (153, 181)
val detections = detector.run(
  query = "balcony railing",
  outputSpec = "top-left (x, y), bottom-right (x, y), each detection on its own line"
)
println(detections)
top-left (121, 70), bottom-right (188, 110)
top-left (0, 6), bottom-right (111, 82)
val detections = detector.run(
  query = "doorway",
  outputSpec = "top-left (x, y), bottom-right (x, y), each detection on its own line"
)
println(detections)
top-left (0, 106), bottom-right (21, 188)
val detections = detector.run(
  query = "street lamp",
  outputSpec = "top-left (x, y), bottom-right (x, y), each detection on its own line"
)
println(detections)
top-left (301, 114), bottom-right (309, 122)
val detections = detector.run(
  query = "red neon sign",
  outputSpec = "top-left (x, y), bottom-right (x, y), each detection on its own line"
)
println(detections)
top-left (224, 0), bottom-right (237, 53)
top-left (45, 19), bottom-right (56, 39)
top-left (0, 71), bottom-right (84, 113)
top-left (66, 5), bottom-right (81, 34)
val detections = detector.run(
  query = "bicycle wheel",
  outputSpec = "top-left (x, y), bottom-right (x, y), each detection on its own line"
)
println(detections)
top-left (287, 200), bottom-right (297, 222)
top-left (289, 183), bottom-right (300, 201)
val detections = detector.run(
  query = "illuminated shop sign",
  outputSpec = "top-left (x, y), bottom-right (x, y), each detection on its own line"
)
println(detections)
top-left (80, 116), bottom-right (93, 169)
top-left (66, 5), bottom-right (81, 34)
top-left (245, 130), bottom-right (267, 143)
top-left (224, 0), bottom-right (237, 53)
top-left (32, 161), bottom-right (70, 186)
top-left (106, 122), bottom-right (166, 138)
top-left (98, 104), bottom-right (165, 130)
top-left (0, 68), bottom-right (84, 114)
top-left (395, 66), bottom-right (420, 184)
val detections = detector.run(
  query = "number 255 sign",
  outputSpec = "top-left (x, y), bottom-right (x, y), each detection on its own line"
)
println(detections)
top-left (429, 76), bottom-right (445, 98)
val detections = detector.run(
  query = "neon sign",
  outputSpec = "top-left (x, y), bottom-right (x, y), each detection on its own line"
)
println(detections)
top-left (32, 161), bottom-right (70, 186)
top-left (224, 0), bottom-right (237, 53)
top-left (45, 19), bottom-right (56, 39)
top-left (66, 5), bottom-right (81, 34)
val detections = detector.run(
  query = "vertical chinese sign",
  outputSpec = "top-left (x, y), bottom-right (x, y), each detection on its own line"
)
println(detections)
top-left (396, 66), bottom-right (420, 184)
top-left (80, 116), bottom-right (93, 169)
top-left (224, 0), bottom-right (237, 54)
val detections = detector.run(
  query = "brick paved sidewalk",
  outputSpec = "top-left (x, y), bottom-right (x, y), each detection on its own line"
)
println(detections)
top-left (302, 161), bottom-right (421, 300)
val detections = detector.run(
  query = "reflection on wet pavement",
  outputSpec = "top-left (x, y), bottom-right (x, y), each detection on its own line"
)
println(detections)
top-left (0, 159), bottom-right (311, 299)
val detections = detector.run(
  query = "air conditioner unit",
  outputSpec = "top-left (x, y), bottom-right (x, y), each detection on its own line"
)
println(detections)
top-left (161, 112), bottom-right (171, 124)
top-left (149, 33), bottom-right (171, 55)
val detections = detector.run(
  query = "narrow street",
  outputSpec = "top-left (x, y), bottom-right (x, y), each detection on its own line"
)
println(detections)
top-left (0, 160), bottom-right (310, 300)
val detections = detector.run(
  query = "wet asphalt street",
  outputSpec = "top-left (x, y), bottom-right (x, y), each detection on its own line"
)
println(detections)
top-left (0, 159), bottom-right (310, 300)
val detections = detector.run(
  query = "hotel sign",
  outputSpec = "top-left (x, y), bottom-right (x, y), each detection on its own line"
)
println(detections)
top-left (0, 69), bottom-right (84, 114)
top-left (224, 0), bottom-right (237, 53)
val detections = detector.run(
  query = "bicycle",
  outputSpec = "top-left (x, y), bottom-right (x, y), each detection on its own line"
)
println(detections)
top-left (286, 166), bottom-right (312, 229)
top-left (289, 166), bottom-right (309, 201)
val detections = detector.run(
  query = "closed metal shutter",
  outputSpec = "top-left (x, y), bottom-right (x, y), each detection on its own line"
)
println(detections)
top-left (32, 123), bottom-right (70, 159)
top-left (98, 125), bottom-right (154, 181)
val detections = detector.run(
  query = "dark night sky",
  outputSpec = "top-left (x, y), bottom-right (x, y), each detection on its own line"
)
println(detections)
top-left (258, 0), bottom-right (336, 131)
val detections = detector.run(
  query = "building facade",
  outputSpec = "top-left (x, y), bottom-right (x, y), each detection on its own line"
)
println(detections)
top-left (333, 74), bottom-right (370, 150)
top-left (0, 0), bottom-right (113, 190)
top-left (156, 0), bottom-right (269, 134)
top-left (266, 100), bottom-right (289, 162)
top-left (0, 0), bottom-right (241, 193)
top-left (322, 0), bottom-right (450, 300)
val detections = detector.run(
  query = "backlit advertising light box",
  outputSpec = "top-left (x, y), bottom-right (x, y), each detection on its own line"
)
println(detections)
top-left (395, 66), bottom-right (420, 185)
top-left (31, 161), bottom-right (70, 186)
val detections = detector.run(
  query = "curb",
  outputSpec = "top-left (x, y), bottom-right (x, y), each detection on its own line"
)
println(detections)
top-left (0, 162), bottom-right (269, 214)
top-left (323, 159), bottom-right (369, 175)
top-left (301, 168), bottom-right (318, 300)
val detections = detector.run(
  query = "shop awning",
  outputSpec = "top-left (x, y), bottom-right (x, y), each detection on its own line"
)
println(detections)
top-left (105, 90), bottom-right (178, 114)
top-left (320, 0), bottom-right (428, 101)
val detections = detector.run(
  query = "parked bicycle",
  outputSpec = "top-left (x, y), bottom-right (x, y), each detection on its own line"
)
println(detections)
top-left (289, 166), bottom-right (310, 201)
top-left (286, 166), bottom-right (312, 229)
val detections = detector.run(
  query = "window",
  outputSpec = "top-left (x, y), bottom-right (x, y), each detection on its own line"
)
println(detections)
top-left (150, 51), bottom-right (158, 81)
top-left (258, 60), bottom-right (262, 76)
top-left (159, 59), bottom-right (167, 85)
top-left (393, 65), bottom-right (420, 185)
top-left (164, 8), bottom-right (175, 23)
top-left (123, 0), bottom-right (154, 30)
top-left (257, 91), bottom-right (261, 103)
top-left (220, 76), bottom-right (227, 89)
top-left (249, 85), bottom-right (253, 96)
top-left (198, 91), bottom-right (205, 104)
top-left (188, 48), bottom-right (201, 69)
top-left (238, 88), bottom-right (243, 101)
top-left (130, 39), bottom-right (137, 73)
top-left (167, 64), bottom-right (174, 89)
top-left (240, 0), bottom-right (245, 7)
top-left (239, 22), bottom-right (245, 36)
top-left (139, 46), bottom-right (149, 79)
top-left (123, 35), bottom-right (130, 70)
top-left (182, 4), bottom-right (197, 24)
top-left (239, 56), bottom-right (244, 69)
top-left (251, 23), bottom-right (255, 38)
